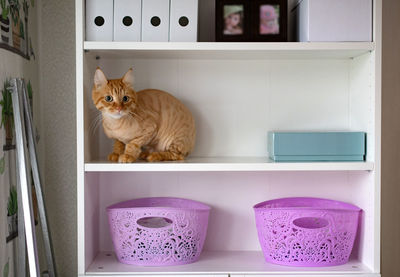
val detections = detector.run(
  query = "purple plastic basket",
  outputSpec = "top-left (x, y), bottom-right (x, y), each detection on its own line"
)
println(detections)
top-left (107, 197), bottom-right (210, 266)
top-left (254, 197), bottom-right (361, 267)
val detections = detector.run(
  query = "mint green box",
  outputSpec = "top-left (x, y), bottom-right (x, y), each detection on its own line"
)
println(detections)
top-left (268, 132), bottom-right (366, 162)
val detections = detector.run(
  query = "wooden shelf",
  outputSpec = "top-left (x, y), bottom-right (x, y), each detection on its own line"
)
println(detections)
top-left (3, 144), bottom-right (16, 151)
top-left (6, 231), bottom-right (18, 243)
top-left (85, 251), bottom-right (377, 276)
top-left (83, 42), bottom-right (375, 59)
top-left (6, 220), bottom-right (38, 243)
top-left (84, 157), bottom-right (374, 172)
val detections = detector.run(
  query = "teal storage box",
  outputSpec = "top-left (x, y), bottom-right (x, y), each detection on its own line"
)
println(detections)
top-left (268, 132), bottom-right (366, 161)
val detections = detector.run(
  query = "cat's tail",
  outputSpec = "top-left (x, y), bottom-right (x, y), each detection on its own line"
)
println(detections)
top-left (145, 151), bottom-right (186, 162)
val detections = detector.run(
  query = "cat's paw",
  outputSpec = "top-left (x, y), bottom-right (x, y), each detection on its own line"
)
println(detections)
top-left (108, 153), bottom-right (120, 162)
top-left (118, 154), bottom-right (136, 163)
top-left (146, 152), bottom-right (162, 162)
top-left (146, 152), bottom-right (185, 162)
top-left (139, 152), bottom-right (149, 160)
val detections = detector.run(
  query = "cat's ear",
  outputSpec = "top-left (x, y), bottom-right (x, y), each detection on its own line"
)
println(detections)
top-left (122, 68), bottom-right (134, 88)
top-left (94, 68), bottom-right (108, 89)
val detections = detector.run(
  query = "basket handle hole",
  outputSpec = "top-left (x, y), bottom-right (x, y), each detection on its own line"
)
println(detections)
top-left (293, 217), bottom-right (329, 229)
top-left (137, 216), bottom-right (173, 228)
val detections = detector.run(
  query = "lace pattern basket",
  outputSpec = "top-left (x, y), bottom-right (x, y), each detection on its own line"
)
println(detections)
top-left (107, 197), bottom-right (210, 266)
top-left (254, 197), bottom-right (361, 267)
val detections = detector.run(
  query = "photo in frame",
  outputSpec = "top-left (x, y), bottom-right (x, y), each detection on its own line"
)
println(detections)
top-left (215, 0), bottom-right (251, 42)
top-left (215, 0), bottom-right (287, 42)
top-left (253, 0), bottom-right (287, 41)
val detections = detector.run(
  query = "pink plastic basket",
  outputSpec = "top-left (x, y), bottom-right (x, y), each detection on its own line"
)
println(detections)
top-left (107, 197), bottom-right (210, 266)
top-left (254, 197), bottom-right (361, 267)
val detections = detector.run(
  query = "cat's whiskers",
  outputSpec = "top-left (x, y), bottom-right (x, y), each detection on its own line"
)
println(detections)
top-left (129, 111), bottom-right (144, 122)
top-left (89, 117), bottom-right (101, 135)
top-left (89, 112), bottom-right (103, 135)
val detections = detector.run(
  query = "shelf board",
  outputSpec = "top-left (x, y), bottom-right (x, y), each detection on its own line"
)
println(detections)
top-left (86, 251), bottom-right (376, 276)
top-left (84, 157), bottom-right (374, 172)
top-left (6, 220), bottom-right (38, 243)
top-left (83, 42), bottom-right (375, 60)
top-left (3, 144), bottom-right (16, 151)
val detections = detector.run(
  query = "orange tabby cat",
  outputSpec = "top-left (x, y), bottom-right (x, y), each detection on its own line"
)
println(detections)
top-left (92, 68), bottom-right (196, 163)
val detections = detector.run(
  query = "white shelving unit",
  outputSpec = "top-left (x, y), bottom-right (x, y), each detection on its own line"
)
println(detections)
top-left (76, 1), bottom-right (382, 276)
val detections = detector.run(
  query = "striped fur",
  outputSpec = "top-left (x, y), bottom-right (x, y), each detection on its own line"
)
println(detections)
top-left (92, 68), bottom-right (196, 163)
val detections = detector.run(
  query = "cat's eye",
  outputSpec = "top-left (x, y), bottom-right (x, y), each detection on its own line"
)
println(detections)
top-left (122, 96), bottom-right (129, 102)
top-left (105, 95), bottom-right (113, 102)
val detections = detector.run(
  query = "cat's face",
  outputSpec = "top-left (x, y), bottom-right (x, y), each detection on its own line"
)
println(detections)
top-left (92, 68), bottom-right (137, 119)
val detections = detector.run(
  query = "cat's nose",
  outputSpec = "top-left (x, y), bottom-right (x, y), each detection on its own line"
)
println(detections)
top-left (117, 107), bottom-right (122, 112)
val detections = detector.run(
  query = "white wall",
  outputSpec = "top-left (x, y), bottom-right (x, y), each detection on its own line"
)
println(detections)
top-left (39, 0), bottom-right (77, 275)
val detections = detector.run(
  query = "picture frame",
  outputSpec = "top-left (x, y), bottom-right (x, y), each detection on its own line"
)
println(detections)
top-left (252, 0), bottom-right (287, 42)
top-left (215, 0), bottom-right (251, 42)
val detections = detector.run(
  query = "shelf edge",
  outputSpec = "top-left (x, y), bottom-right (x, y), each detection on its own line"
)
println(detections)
top-left (84, 161), bottom-right (374, 172)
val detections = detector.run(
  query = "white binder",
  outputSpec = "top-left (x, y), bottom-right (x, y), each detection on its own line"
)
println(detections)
top-left (141, 0), bottom-right (170, 42)
top-left (169, 0), bottom-right (198, 42)
top-left (86, 0), bottom-right (113, 41)
top-left (114, 0), bottom-right (142, 41)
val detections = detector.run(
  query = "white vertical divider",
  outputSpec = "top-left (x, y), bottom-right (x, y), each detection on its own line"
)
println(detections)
top-left (76, 0), bottom-right (85, 274)
top-left (372, 0), bottom-right (382, 273)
